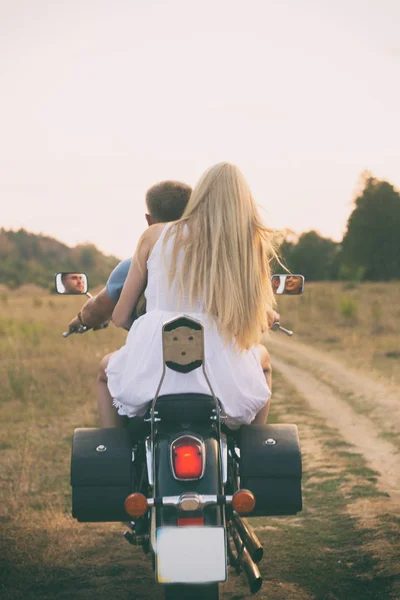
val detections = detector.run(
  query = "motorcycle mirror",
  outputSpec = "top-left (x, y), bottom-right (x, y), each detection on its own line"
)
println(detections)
top-left (272, 274), bottom-right (305, 295)
top-left (55, 272), bottom-right (89, 295)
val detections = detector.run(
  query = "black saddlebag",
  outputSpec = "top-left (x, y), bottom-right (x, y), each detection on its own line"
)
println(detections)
top-left (239, 424), bottom-right (302, 516)
top-left (71, 428), bottom-right (134, 522)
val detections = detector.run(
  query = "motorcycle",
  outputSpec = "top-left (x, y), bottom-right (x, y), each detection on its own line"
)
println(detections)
top-left (57, 272), bottom-right (304, 599)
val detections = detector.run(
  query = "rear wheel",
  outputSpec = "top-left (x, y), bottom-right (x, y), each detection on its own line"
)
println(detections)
top-left (164, 583), bottom-right (219, 600)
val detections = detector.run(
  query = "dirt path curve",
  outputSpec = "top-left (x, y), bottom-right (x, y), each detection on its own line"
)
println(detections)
top-left (268, 336), bottom-right (400, 509)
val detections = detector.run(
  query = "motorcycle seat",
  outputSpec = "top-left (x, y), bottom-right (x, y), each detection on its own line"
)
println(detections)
top-left (150, 393), bottom-right (219, 422)
top-left (126, 395), bottom-right (221, 439)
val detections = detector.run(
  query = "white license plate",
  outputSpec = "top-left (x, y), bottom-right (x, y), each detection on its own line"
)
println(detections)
top-left (156, 526), bottom-right (227, 584)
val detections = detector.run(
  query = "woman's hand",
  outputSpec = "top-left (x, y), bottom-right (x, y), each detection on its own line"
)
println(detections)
top-left (267, 309), bottom-right (280, 329)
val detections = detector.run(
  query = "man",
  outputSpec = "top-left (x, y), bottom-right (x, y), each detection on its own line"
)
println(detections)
top-left (67, 180), bottom-right (192, 333)
top-left (67, 179), bottom-right (273, 427)
top-left (62, 272), bottom-right (86, 294)
top-left (271, 274), bottom-right (281, 294)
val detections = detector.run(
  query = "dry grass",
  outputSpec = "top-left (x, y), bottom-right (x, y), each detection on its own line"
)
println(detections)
top-left (1, 291), bottom-right (399, 599)
top-left (275, 281), bottom-right (400, 386)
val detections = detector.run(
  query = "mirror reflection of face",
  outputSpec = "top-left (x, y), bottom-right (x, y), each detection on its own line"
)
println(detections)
top-left (62, 273), bottom-right (86, 294)
top-left (272, 275), bottom-right (280, 293)
top-left (284, 275), bottom-right (303, 294)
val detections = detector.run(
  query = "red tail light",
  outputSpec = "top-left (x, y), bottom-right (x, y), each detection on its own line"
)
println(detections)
top-left (172, 436), bottom-right (204, 479)
top-left (177, 517), bottom-right (205, 526)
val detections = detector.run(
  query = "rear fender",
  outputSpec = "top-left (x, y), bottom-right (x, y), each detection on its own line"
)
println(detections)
top-left (154, 426), bottom-right (223, 528)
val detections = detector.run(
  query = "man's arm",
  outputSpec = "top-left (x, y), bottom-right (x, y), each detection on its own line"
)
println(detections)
top-left (68, 288), bottom-right (116, 332)
top-left (81, 288), bottom-right (117, 326)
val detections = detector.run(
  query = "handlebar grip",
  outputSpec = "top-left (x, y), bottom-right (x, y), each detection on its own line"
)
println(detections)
top-left (62, 324), bottom-right (90, 337)
top-left (272, 322), bottom-right (294, 336)
top-left (62, 320), bottom-right (109, 338)
top-left (278, 325), bottom-right (293, 336)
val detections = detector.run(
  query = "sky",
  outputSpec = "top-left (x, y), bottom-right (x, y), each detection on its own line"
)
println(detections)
top-left (1, 0), bottom-right (399, 260)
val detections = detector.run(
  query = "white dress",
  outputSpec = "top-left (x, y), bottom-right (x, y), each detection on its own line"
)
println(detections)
top-left (106, 224), bottom-right (271, 428)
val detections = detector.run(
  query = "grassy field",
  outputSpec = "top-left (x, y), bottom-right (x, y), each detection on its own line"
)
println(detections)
top-left (0, 288), bottom-right (399, 599)
top-left (275, 281), bottom-right (400, 386)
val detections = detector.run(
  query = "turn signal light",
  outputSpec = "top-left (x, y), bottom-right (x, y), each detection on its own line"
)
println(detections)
top-left (124, 493), bottom-right (149, 518)
top-left (172, 437), bottom-right (203, 479)
top-left (232, 489), bottom-right (256, 515)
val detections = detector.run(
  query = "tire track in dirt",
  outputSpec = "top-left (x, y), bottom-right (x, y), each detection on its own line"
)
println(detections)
top-left (268, 337), bottom-right (400, 510)
top-left (269, 336), bottom-right (400, 432)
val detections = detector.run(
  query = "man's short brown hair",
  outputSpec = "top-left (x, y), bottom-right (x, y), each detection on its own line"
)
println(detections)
top-left (146, 181), bottom-right (192, 223)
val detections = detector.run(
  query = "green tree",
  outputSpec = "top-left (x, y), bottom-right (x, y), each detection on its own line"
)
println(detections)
top-left (76, 244), bottom-right (98, 270)
top-left (0, 228), bottom-right (121, 290)
top-left (280, 231), bottom-right (340, 281)
top-left (341, 173), bottom-right (400, 280)
top-left (271, 238), bottom-right (295, 275)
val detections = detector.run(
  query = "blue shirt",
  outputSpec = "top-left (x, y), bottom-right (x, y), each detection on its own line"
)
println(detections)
top-left (106, 258), bottom-right (131, 302)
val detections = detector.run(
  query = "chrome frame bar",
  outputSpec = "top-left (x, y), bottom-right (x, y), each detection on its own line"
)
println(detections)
top-left (146, 493), bottom-right (234, 510)
top-left (148, 315), bottom-right (226, 499)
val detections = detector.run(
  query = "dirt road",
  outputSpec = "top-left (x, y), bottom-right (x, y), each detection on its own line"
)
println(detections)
top-left (268, 335), bottom-right (400, 510)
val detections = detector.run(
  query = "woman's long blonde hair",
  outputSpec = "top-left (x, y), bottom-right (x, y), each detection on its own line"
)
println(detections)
top-left (164, 162), bottom-right (282, 350)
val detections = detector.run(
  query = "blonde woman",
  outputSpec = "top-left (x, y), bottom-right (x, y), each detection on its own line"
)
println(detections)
top-left (99, 163), bottom-right (278, 429)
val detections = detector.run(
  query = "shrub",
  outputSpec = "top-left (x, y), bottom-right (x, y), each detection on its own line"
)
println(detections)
top-left (33, 297), bottom-right (43, 308)
top-left (339, 265), bottom-right (365, 282)
top-left (371, 301), bottom-right (383, 333)
top-left (338, 297), bottom-right (358, 322)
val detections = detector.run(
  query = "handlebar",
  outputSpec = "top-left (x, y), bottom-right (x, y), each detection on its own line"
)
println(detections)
top-left (63, 325), bottom-right (89, 337)
top-left (62, 320), bottom-right (110, 338)
top-left (272, 321), bottom-right (293, 336)
top-left (63, 319), bottom-right (292, 338)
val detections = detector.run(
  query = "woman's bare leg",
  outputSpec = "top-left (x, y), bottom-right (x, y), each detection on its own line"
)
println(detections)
top-left (97, 353), bottom-right (126, 428)
top-left (252, 345), bottom-right (272, 425)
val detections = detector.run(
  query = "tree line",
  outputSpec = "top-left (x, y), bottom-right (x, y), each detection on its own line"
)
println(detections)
top-left (0, 228), bottom-right (120, 290)
top-left (277, 172), bottom-right (400, 281)
top-left (1, 172), bottom-right (399, 289)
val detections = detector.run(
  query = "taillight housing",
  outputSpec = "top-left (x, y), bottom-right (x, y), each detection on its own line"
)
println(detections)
top-left (171, 436), bottom-right (204, 480)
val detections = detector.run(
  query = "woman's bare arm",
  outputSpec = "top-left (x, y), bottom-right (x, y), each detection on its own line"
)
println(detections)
top-left (257, 344), bottom-right (272, 392)
top-left (112, 224), bottom-right (165, 329)
top-left (252, 345), bottom-right (272, 424)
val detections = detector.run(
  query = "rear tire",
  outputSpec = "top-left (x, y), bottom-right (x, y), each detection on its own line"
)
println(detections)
top-left (164, 583), bottom-right (219, 600)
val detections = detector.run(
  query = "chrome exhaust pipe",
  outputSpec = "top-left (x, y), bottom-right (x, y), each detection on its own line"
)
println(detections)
top-left (231, 525), bottom-right (262, 594)
top-left (233, 513), bottom-right (264, 563)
